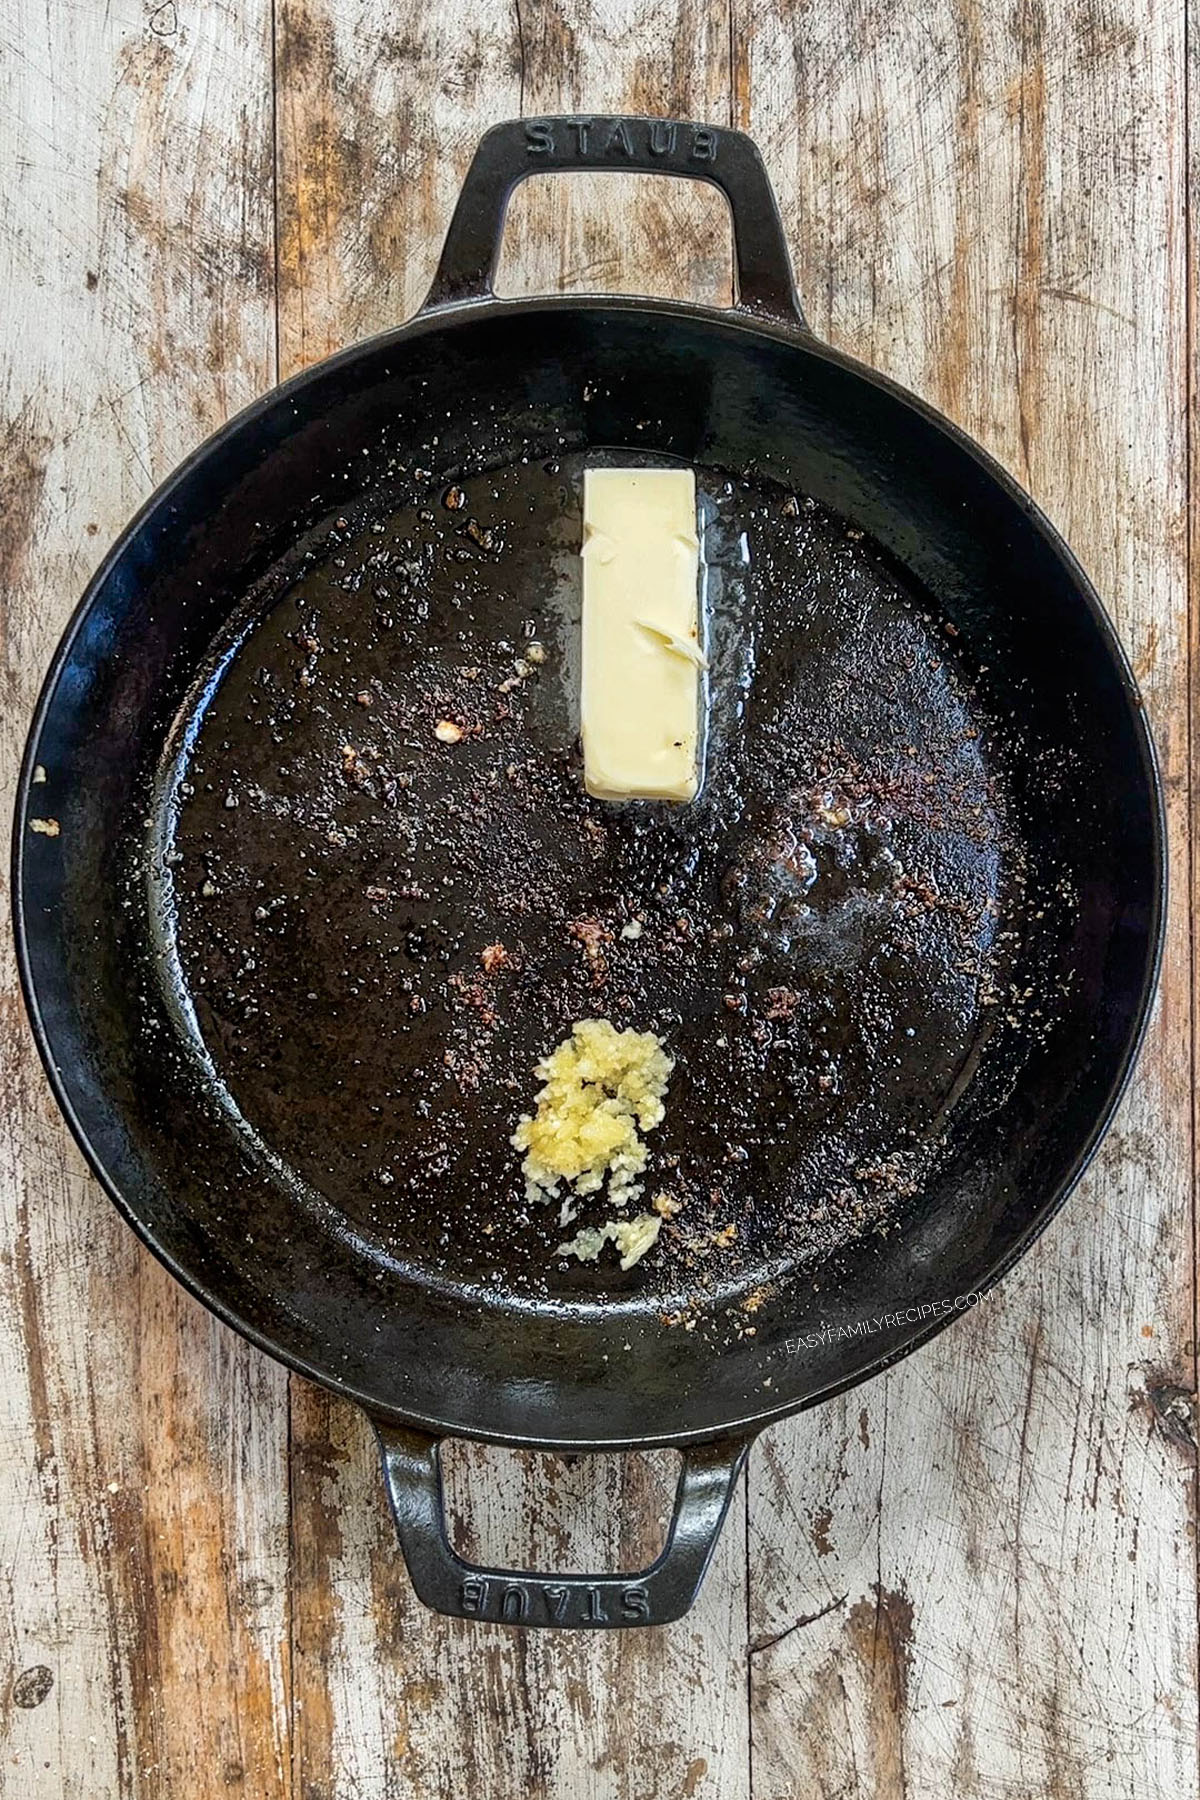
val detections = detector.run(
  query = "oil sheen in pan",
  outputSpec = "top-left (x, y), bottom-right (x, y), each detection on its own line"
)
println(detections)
top-left (149, 450), bottom-right (1028, 1308)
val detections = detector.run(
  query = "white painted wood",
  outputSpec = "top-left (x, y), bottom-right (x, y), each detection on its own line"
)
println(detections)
top-left (0, 3), bottom-right (288, 1795)
top-left (291, 1396), bottom-right (749, 1799)
top-left (741, 2), bottom-right (1197, 1794)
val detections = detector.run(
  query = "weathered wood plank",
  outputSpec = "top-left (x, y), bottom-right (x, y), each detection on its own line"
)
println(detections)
top-left (495, 0), bottom-right (733, 305)
top-left (291, 1396), bottom-right (748, 1800)
top-left (276, 4), bottom-right (750, 1796)
top-left (275, 0), bottom-right (525, 371)
top-left (739, 3), bottom-right (1197, 1795)
top-left (1191, 4), bottom-right (1200, 1740)
top-left (0, 4), bottom-right (289, 1795)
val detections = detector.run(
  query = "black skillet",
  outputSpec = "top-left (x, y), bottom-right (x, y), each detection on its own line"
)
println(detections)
top-left (13, 118), bottom-right (1164, 1628)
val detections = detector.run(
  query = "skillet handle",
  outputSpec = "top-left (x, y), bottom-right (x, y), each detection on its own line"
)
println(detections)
top-left (423, 114), bottom-right (806, 329)
top-left (373, 1421), bottom-right (753, 1628)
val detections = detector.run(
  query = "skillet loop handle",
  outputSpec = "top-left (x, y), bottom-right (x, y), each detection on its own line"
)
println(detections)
top-left (374, 1422), bottom-right (753, 1628)
top-left (424, 114), bottom-right (807, 330)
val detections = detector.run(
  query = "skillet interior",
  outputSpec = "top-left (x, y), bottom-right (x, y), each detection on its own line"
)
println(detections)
top-left (16, 302), bottom-right (1162, 1447)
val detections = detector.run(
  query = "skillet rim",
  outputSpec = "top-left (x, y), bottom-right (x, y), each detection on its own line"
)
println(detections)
top-left (11, 291), bottom-right (1168, 1451)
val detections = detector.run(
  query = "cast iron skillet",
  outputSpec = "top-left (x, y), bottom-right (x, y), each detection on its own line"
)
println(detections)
top-left (13, 118), bottom-right (1164, 1628)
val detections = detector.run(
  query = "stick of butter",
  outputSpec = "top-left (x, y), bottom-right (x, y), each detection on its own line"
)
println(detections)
top-left (581, 467), bottom-right (702, 802)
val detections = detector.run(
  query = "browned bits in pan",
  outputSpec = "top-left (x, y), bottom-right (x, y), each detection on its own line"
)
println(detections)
top-left (166, 453), bottom-right (1029, 1302)
top-left (569, 917), bottom-right (613, 986)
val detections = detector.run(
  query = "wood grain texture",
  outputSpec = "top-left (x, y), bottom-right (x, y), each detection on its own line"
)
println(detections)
top-left (739, 2), bottom-right (1198, 1795)
top-left (275, 0), bottom-right (524, 373)
top-left (291, 1397), bottom-right (747, 1800)
top-left (0, 4), bottom-right (289, 1797)
top-left (3, 0), bottom-right (1197, 1795)
top-left (495, 0), bottom-right (733, 305)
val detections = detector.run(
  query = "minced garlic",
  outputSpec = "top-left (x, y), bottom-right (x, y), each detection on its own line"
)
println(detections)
top-left (512, 1017), bottom-right (673, 1211)
top-left (557, 1213), bottom-right (662, 1271)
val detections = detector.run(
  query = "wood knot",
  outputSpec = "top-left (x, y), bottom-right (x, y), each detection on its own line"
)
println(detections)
top-left (13, 1665), bottom-right (54, 1709)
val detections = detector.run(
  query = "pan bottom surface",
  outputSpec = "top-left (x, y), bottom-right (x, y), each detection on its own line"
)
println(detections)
top-left (148, 447), bottom-right (1036, 1313)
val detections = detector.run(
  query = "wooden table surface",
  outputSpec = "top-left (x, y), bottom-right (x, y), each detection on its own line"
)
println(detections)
top-left (2, 3), bottom-right (1196, 1796)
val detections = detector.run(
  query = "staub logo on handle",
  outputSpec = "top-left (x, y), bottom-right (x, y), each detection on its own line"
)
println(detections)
top-left (524, 117), bottom-right (718, 163)
top-left (459, 1576), bottom-right (651, 1624)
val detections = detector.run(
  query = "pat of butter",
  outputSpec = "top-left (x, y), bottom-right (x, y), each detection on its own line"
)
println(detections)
top-left (581, 467), bottom-right (702, 802)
